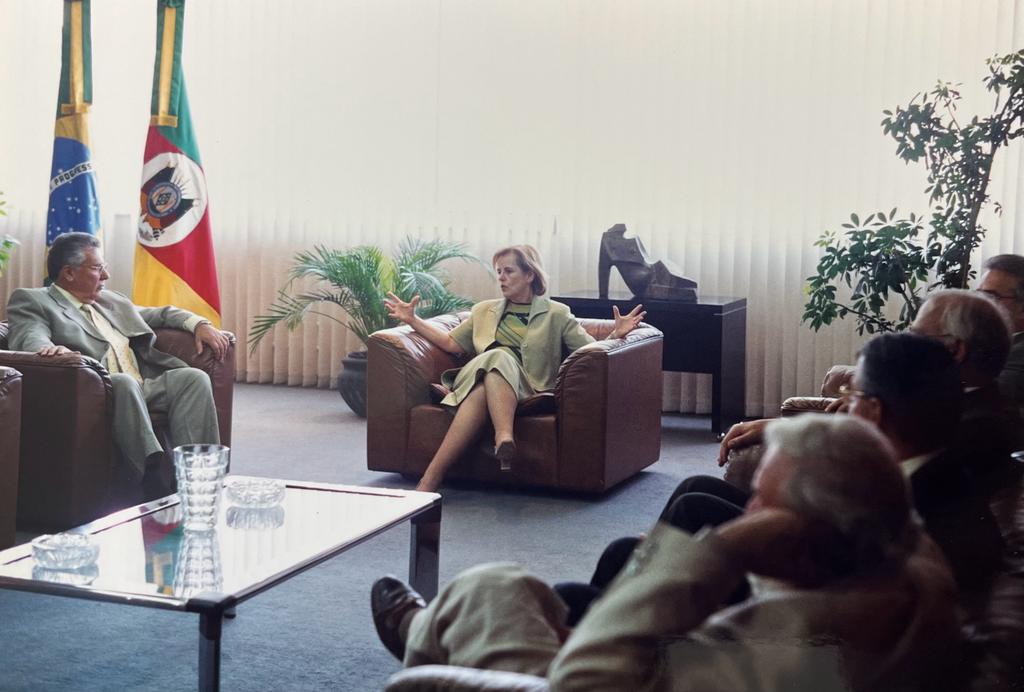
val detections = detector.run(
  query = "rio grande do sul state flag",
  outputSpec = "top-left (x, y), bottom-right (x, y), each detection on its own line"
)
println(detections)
top-left (133, 0), bottom-right (221, 326)
top-left (47, 0), bottom-right (102, 255)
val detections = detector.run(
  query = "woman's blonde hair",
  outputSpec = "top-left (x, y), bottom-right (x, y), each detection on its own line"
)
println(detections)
top-left (492, 245), bottom-right (548, 296)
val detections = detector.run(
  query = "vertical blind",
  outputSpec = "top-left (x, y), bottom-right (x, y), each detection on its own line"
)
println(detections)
top-left (2, 0), bottom-right (1023, 415)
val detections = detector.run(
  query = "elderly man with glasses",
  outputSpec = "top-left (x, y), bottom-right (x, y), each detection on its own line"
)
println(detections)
top-left (978, 254), bottom-right (1024, 412)
top-left (6, 232), bottom-right (230, 498)
top-left (907, 288), bottom-right (1021, 489)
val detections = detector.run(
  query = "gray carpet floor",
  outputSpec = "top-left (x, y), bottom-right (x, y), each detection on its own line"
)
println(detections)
top-left (1, 383), bottom-right (722, 691)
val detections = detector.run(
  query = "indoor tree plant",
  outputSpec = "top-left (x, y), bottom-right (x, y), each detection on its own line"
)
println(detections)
top-left (248, 237), bottom-right (482, 416)
top-left (803, 49), bottom-right (1024, 335)
top-left (0, 191), bottom-right (16, 278)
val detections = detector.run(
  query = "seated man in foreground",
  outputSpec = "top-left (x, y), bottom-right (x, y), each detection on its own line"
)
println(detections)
top-left (6, 232), bottom-right (230, 495)
top-left (371, 416), bottom-right (959, 691)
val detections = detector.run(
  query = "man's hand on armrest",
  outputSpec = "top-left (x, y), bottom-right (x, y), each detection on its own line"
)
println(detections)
top-left (36, 344), bottom-right (79, 357)
top-left (194, 323), bottom-right (231, 361)
top-left (717, 418), bottom-right (770, 466)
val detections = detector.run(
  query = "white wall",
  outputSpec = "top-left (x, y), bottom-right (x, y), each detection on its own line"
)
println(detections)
top-left (3, 0), bottom-right (1023, 411)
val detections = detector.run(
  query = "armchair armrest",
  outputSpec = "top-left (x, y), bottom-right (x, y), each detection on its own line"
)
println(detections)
top-left (0, 349), bottom-right (115, 529)
top-left (820, 365), bottom-right (855, 397)
top-left (367, 313), bottom-right (468, 474)
top-left (154, 328), bottom-right (236, 446)
top-left (779, 396), bottom-right (838, 417)
top-left (0, 366), bottom-right (23, 549)
top-left (778, 364), bottom-right (852, 417)
top-left (385, 665), bottom-right (549, 692)
top-left (555, 325), bottom-right (663, 490)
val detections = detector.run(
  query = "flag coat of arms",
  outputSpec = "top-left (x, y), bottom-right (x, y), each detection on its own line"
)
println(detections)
top-left (133, 0), bottom-right (221, 326)
top-left (47, 0), bottom-right (102, 254)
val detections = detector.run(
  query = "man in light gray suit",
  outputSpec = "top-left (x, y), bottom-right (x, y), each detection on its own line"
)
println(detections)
top-left (6, 232), bottom-right (230, 493)
top-left (979, 253), bottom-right (1024, 412)
top-left (372, 416), bottom-right (958, 691)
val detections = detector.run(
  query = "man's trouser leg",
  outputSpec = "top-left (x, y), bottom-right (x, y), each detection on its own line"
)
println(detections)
top-left (404, 563), bottom-right (567, 676)
top-left (110, 373), bottom-right (163, 477)
top-left (144, 367), bottom-right (220, 449)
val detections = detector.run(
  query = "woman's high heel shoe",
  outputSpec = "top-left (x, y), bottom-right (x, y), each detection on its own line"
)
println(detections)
top-left (494, 439), bottom-right (516, 472)
top-left (598, 224), bottom-right (697, 301)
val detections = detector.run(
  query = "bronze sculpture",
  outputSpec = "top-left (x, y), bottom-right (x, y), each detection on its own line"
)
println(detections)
top-left (598, 224), bottom-right (697, 301)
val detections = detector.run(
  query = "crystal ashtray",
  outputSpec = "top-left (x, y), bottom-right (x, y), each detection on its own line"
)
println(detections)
top-left (225, 478), bottom-right (286, 509)
top-left (33, 564), bottom-right (99, 586)
top-left (227, 505), bottom-right (286, 530)
top-left (31, 533), bottom-right (100, 570)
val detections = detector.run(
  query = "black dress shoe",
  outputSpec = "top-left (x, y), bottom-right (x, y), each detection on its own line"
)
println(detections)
top-left (371, 575), bottom-right (426, 660)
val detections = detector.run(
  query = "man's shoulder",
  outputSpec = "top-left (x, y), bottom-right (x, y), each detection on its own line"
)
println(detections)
top-left (8, 286), bottom-right (48, 301)
top-left (1007, 334), bottom-right (1024, 362)
top-left (7, 286), bottom-right (54, 312)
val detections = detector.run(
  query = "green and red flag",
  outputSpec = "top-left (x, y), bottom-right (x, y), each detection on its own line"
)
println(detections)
top-left (47, 0), bottom-right (102, 258)
top-left (133, 0), bottom-right (221, 325)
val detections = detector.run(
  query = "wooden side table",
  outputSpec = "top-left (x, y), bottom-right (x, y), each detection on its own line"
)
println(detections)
top-left (553, 291), bottom-right (747, 435)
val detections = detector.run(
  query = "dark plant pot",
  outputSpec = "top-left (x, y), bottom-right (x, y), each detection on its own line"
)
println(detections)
top-left (338, 350), bottom-right (368, 417)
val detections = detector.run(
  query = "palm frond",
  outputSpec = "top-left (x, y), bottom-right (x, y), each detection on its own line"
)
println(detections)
top-left (248, 289), bottom-right (345, 354)
top-left (396, 237), bottom-right (483, 275)
top-left (248, 236), bottom-right (481, 351)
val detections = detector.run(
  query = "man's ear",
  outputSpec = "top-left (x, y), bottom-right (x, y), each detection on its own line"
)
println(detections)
top-left (950, 339), bottom-right (968, 364)
top-left (860, 397), bottom-right (884, 426)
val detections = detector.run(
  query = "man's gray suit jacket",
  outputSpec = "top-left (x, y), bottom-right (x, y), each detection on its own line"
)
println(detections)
top-left (6, 285), bottom-right (193, 377)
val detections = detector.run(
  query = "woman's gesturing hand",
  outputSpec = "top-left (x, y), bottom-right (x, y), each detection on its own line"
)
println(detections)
top-left (609, 304), bottom-right (646, 339)
top-left (384, 292), bottom-right (420, 324)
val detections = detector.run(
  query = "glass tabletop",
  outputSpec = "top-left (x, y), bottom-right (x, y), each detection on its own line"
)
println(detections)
top-left (0, 478), bottom-right (439, 608)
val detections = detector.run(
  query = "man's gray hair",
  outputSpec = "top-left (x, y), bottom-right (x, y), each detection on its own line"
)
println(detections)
top-left (764, 415), bottom-right (916, 574)
top-left (47, 232), bottom-right (100, 281)
top-left (923, 288), bottom-right (1011, 378)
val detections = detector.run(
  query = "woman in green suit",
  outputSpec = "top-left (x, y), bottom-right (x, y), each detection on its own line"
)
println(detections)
top-left (385, 244), bottom-right (645, 492)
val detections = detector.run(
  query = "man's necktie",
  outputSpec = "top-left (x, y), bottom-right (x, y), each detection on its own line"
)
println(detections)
top-left (81, 303), bottom-right (144, 384)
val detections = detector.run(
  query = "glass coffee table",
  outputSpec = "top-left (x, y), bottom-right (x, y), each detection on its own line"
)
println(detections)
top-left (0, 478), bottom-right (441, 692)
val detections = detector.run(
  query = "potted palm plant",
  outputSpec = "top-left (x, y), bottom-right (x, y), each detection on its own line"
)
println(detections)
top-left (248, 237), bottom-right (482, 416)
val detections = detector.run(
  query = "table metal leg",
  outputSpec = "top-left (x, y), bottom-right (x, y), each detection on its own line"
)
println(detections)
top-left (409, 503), bottom-right (441, 600)
top-left (198, 609), bottom-right (224, 692)
top-left (714, 309), bottom-right (747, 435)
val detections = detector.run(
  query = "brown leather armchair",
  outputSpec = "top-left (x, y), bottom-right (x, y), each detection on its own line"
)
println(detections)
top-left (367, 313), bottom-right (663, 493)
top-left (0, 366), bottom-right (22, 549)
top-left (0, 320), bottom-right (235, 532)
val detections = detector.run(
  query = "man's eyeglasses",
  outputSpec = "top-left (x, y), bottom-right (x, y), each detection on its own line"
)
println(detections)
top-left (978, 288), bottom-right (1020, 302)
top-left (80, 263), bottom-right (108, 273)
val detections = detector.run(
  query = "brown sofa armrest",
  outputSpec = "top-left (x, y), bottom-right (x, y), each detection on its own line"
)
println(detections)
top-left (0, 366), bottom-right (23, 549)
top-left (0, 350), bottom-right (115, 529)
top-left (367, 314), bottom-right (468, 474)
top-left (386, 665), bottom-right (549, 692)
top-left (556, 325), bottom-right (663, 490)
top-left (779, 396), bottom-right (838, 417)
top-left (154, 328), bottom-right (236, 446)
